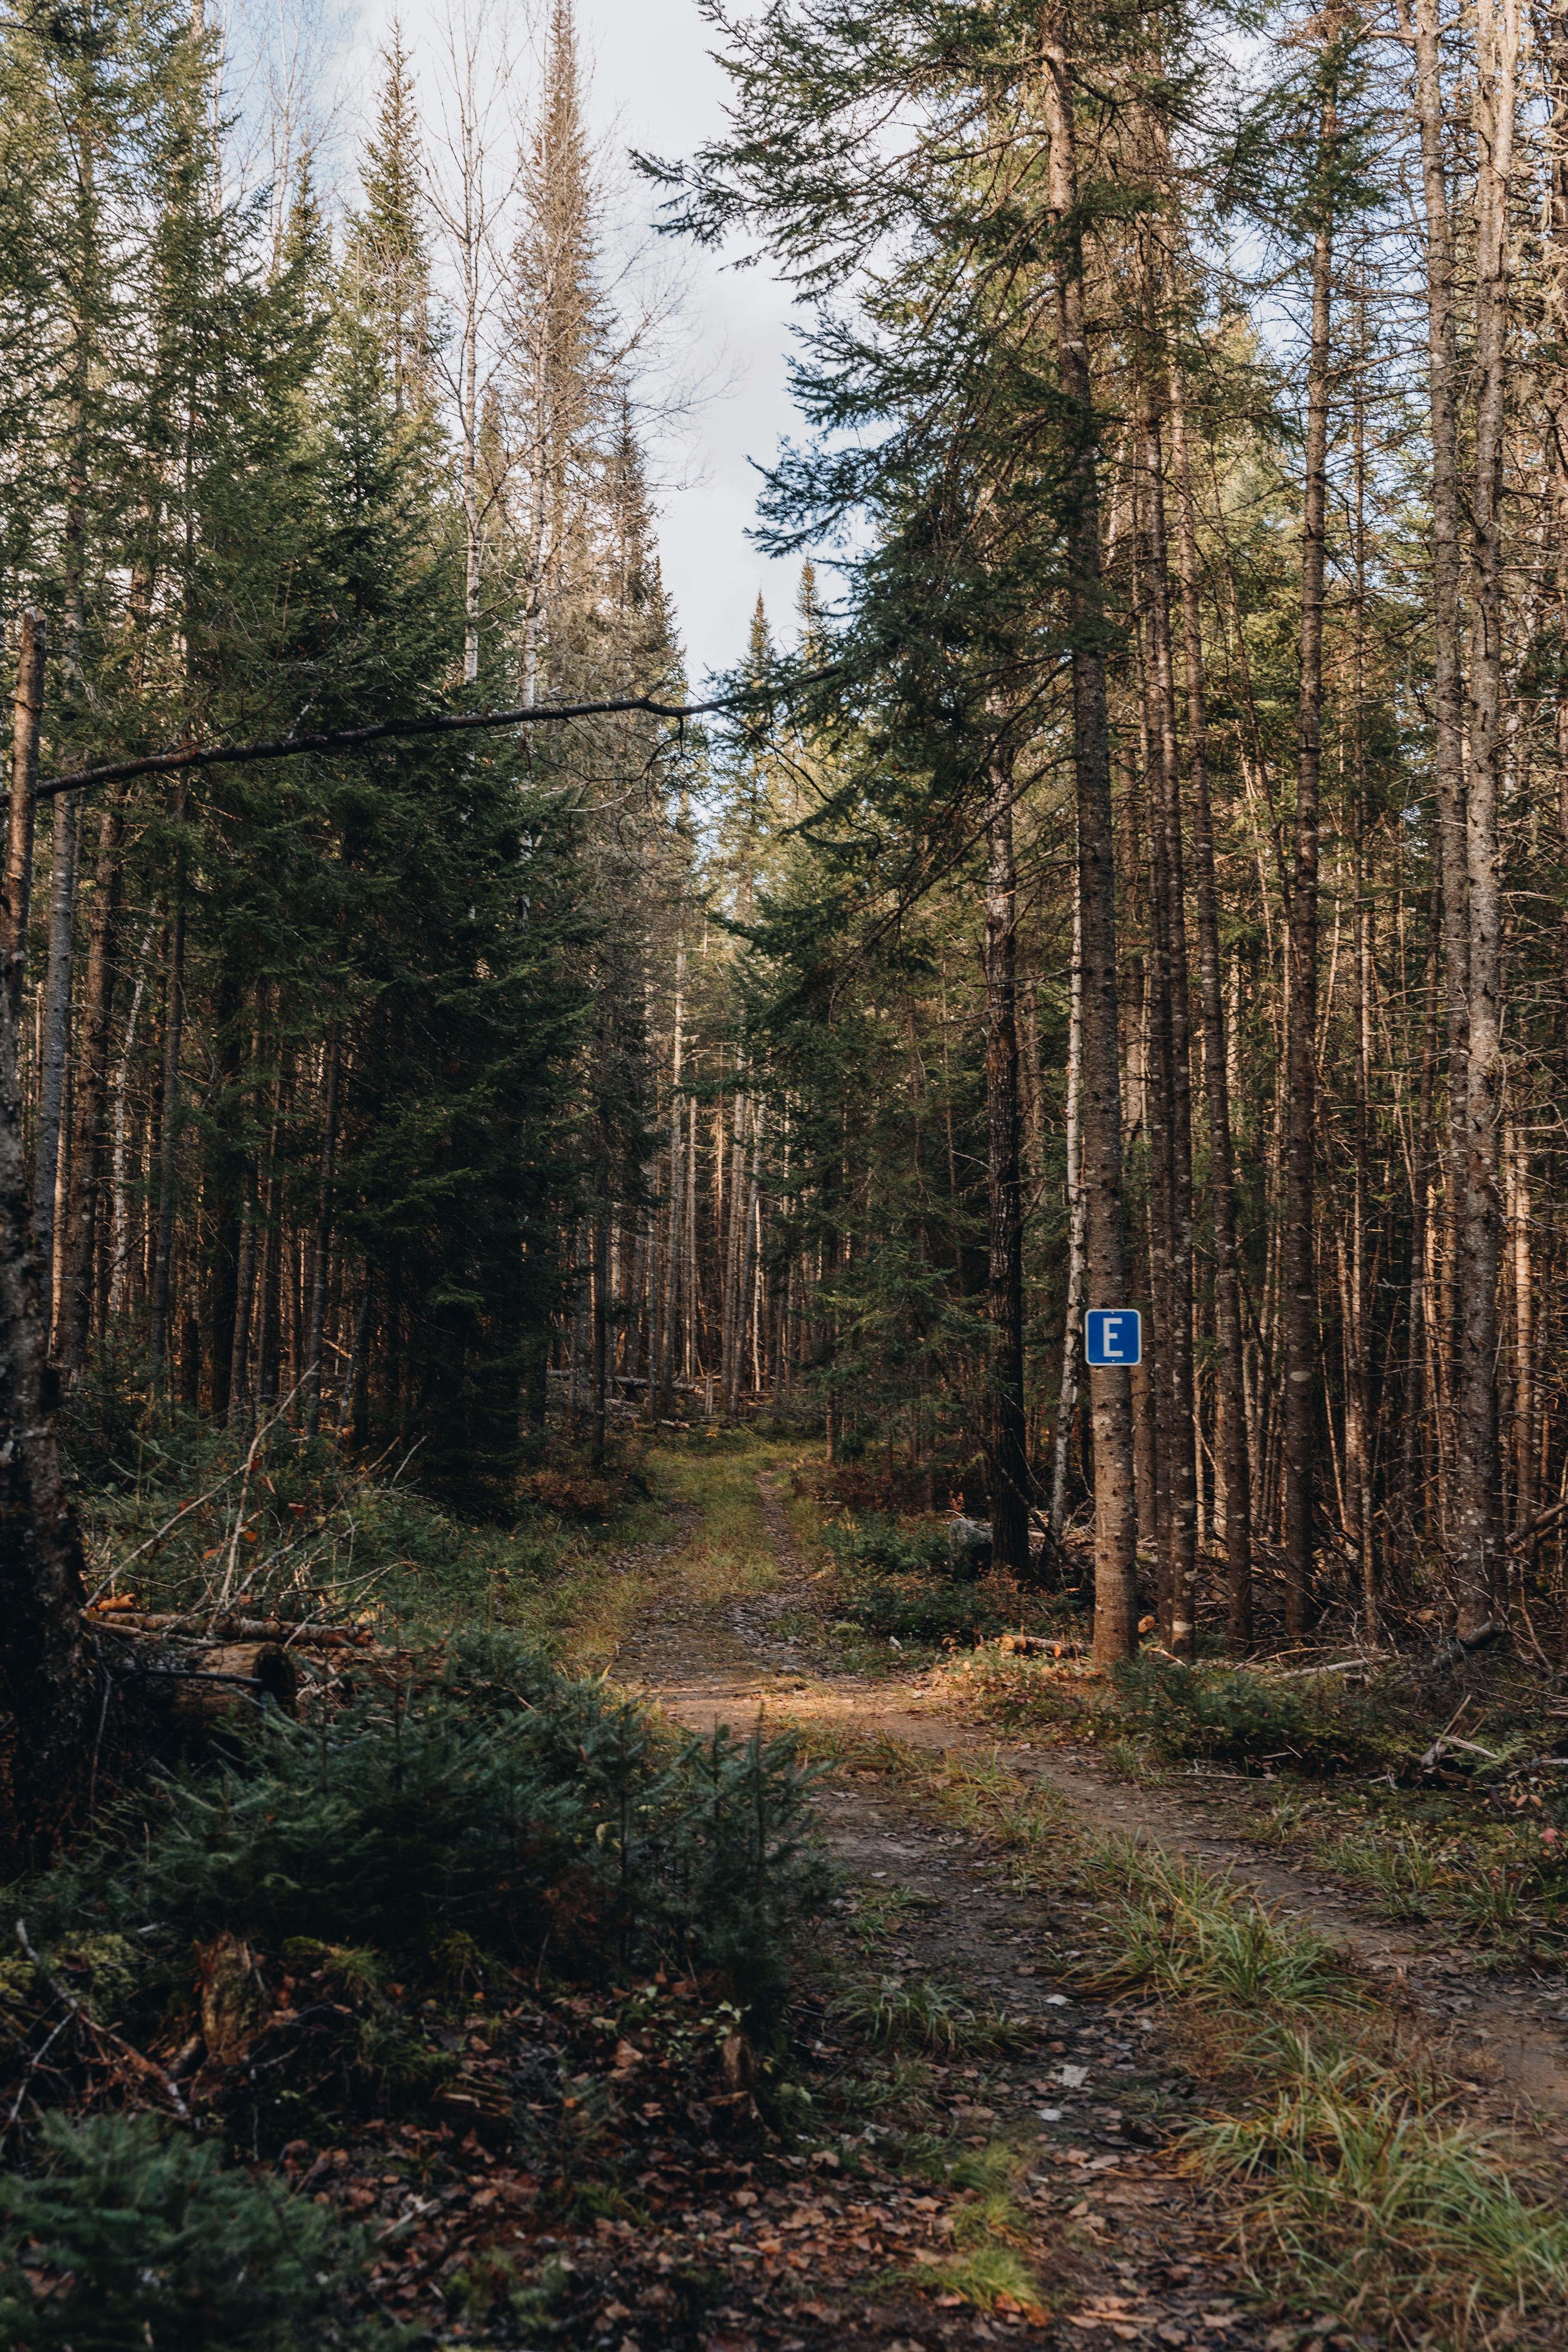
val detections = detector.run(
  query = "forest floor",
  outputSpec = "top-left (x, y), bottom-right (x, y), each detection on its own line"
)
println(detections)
top-left (603, 1438), bottom-right (1568, 2352)
top-left (11, 1430), bottom-right (1568, 2352)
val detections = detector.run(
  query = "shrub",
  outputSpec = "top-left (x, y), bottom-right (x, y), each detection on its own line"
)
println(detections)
top-left (823, 1513), bottom-right (958, 1579)
top-left (1110, 1655), bottom-right (1394, 1776)
top-left (822, 1515), bottom-right (1021, 1648)
top-left (23, 1637), bottom-right (830, 2018)
top-left (0, 2112), bottom-right (367, 2352)
top-left (656, 1727), bottom-right (836, 2015)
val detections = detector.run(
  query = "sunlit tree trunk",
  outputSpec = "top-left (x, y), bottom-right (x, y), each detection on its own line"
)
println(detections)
top-left (1042, 11), bottom-right (1137, 1665)
top-left (1452, 0), bottom-right (1518, 1638)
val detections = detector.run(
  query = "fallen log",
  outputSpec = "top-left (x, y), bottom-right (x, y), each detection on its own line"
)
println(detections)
top-left (84, 1608), bottom-right (370, 1646)
top-left (95, 1636), bottom-right (300, 1723)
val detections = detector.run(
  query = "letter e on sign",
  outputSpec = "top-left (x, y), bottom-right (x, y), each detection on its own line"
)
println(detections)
top-left (1085, 1308), bottom-right (1142, 1367)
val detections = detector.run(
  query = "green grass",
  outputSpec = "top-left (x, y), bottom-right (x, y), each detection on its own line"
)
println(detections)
top-left (837, 1973), bottom-right (1024, 2055)
top-left (894, 2240), bottom-right (1043, 2316)
top-left (1197, 2034), bottom-right (1568, 2344)
top-left (1079, 1839), bottom-right (1369, 2011)
top-left (1254, 1789), bottom-right (1567, 1958)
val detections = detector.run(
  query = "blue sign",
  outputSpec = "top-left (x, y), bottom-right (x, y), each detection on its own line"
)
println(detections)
top-left (1085, 1308), bottom-right (1142, 1367)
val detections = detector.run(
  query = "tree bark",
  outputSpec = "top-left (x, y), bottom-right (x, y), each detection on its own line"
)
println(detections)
top-left (60, 789), bottom-right (127, 1370)
top-left (1283, 73), bottom-right (1335, 1636)
top-left (2, 612), bottom-right (45, 1024)
top-left (984, 750), bottom-right (1029, 1572)
top-left (1408, 0), bottom-right (1471, 1521)
top-left (304, 1029), bottom-right (340, 1436)
top-left (1041, 12), bottom-right (1138, 1666)
top-left (0, 643), bottom-right (90, 1858)
top-left (1453, 0), bottom-right (1518, 1638)
top-left (33, 791), bottom-right (81, 1347)
top-left (1052, 891), bottom-right (1088, 1537)
top-left (1508, 1122), bottom-right (1535, 1554)
top-left (1136, 379), bottom-right (1197, 1658)
top-left (1167, 364), bottom-right (1253, 1645)
top-left (149, 798), bottom-right (188, 1384)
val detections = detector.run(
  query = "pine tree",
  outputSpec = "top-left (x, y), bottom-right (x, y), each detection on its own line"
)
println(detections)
top-left (346, 27), bottom-right (434, 421)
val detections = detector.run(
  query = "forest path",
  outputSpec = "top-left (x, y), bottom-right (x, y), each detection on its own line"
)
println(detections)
top-left (617, 1454), bottom-right (1568, 2143)
top-left (613, 1450), bottom-right (1282, 2351)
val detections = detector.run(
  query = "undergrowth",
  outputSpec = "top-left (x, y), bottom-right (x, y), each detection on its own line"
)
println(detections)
top-left (21, 1634), bottom-right (830, 2017)
top-left (816, 1513), bottom-right (1069, 1655)
top-left (0, 2111), bottom-right (386, 2352)
top-left (1, 1621), bottom-right (833, 2351)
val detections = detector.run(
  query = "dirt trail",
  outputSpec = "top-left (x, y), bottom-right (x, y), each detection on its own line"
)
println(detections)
top-left (625, 1470), bottom-right (1568, 2143)
top-left (618, 1468), bottom-right (1285, 2352)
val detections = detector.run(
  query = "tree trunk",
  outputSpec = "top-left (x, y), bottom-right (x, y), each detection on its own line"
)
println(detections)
top-left (1041, 13), bottom-right (1138, 1666)
top-left (1409, 0), bottom-right (1471, 1528)
top-left (227, 1189), bottom-right (255, 1430)
top-left (304, 1029), bottom-right (340, 1436)
top-left (591, 1210), bottom-right (608, 1468)
top-left (1508, 1123), bottom-right (1535, 1557)
top-left (1283, 77), bottom-right (1335, 1636)
top-left (33, 791), bottom-right (81, 1348)
top-left (1051, 891), bottom-right (1088, 1537)
top-left (984, 750), bottom-right (1029, 1573)
top-left (60, 790), bottom-right (127, 1371)
top-left (149, 799), bottom-right (188, 1385)
top-left (1137, 380), bottom-right (1197, 1658)
top-left (107, 918), bottom-right (154, 1323)
top-left (2, 613), bottom-right (45, 1023)
top-left (1167, 364), bottom-right (1253, 1645)
top-left (0, 645), bottom-right (90, 1857)
top-left (1453, 0), bottom-right (1518, 1638)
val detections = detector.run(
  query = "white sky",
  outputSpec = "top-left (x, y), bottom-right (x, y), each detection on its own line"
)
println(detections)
top-left (337, 0), bottom-right (805, 689)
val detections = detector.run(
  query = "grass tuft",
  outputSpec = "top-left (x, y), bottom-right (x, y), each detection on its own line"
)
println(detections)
top-left (1197, 2038), bottom-right (1568, 2343)
top-left (839, 1974), bottom-right (1022, 2055)
top-left (1081, 1838), bottom-right (1368, 2012)
top-left (899, 2240), bottom-right (1044, 2316)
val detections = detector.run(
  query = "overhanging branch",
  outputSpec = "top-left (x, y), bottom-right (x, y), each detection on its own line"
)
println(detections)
top-left (24, 671), bottom-right (842, 802)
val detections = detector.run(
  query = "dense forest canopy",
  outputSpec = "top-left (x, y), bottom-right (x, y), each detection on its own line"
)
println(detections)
top-left (0, 0), bottom-right (1565, 1726)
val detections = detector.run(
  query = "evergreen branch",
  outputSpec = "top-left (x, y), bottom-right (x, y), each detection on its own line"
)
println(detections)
top-left (24, 672), bottom-right (842, 802)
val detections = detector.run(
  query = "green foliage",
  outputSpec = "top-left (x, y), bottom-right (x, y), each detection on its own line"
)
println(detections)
top-left (823, 1513), bottom-right (956, 1577)
top-left (0, 2112), bottom-right (370, 2352)
top-left (657, 1726), bottom-right (837, 2015)
top-left (1110, 1656), bottom-right (1395, 1776)
top-left (823, 1515), bottom-right (1020, 1649)
top-left (22, 1637), bottom-right (830, 2017)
